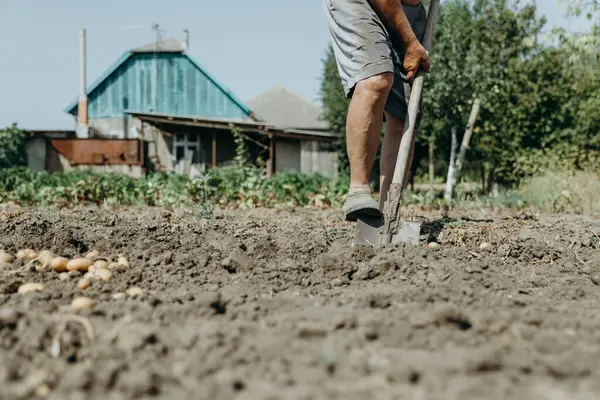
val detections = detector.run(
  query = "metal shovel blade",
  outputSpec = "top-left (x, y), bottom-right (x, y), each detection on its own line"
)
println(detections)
top-left (353, 215), bottom-right (422, 248)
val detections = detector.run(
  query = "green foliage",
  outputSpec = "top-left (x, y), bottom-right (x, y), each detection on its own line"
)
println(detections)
top-left (319, 45), bottom-right (351, 176)
top-left (0, 166), bottom-right (349, 210)
top-left (0, 124), bottom-right (27, 168)
top-left (559, 0), bottom-right (600, 21)
top-left (207, 130), bottom-right (348, 208)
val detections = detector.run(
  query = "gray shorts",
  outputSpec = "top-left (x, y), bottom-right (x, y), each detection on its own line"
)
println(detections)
top-left (323, 0), bottom-right (426, 121)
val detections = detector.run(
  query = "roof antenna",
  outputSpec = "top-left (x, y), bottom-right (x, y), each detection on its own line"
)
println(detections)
top-left (183, 29), bottom-right (189, 51)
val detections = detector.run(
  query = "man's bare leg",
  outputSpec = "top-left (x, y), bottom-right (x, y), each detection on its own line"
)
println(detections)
top-left (344, 72), bottom-right (393, 221)
top-left (379, 111), bottom-right (415, 210)
top-left (347, 73), bottom-right (393, 190)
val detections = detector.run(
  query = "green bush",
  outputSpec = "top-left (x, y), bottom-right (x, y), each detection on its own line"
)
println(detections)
top-left (0, 166), bottom-right (348, 210)
top-left (0, 124), bottom-right (27, 168)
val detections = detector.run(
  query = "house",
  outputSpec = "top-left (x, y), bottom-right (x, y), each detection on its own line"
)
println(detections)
top-left (54, 29), bottom-right (340, 178)
top-left (247, 84), bottom-right (338, 176)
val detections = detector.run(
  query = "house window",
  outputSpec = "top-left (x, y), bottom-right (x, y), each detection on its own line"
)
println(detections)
top-left (176, 146), bottom-right (185, 160)
top-left (173, 132), bottom-right (201, 164)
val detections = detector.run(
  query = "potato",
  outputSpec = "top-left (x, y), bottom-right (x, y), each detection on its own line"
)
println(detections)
top-left (85, 250), bottom-right (100, 261)
top-left (96, 269), bottom-right (113, 282)
top-left (108, 262), bottom-right (120, 271)
top-left (94, 260), bottom-right (109, 270)
top-left (77, 278), bottom-right (91, 290)
top-left (126, 287), bottom-right (143, 297)
top-left (83, 272), bottom-right (94, 280)
top-left (0, 252), bottom-right (14, 264)
top-left (37, 250), bottom-right (54, 267)
top-left (16, 249), bottom-right (37, 261)
top-left (66, 258), bottom-right (93, 272)
top-left (479, 242), bottom-right (492, 250)
top-left (58, 272), bottom-right (69, 281)
top-left (35, 384), bottom-right (50, 397)
top-left (18, 283), bottom-right (44, 294)
top-left (117, 256), bottom-right (129, 268)
top-left (112, 292), bottom-right (126, 300)
top-left (71, 297), bottom-right (94, 310)
top-left (50, 257), bottom-right (69, 272)
top-left (427, 242), bottom-right (441, 249)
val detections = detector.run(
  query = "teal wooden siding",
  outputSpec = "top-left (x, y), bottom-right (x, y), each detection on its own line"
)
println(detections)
top-left (66, 52), bottom-right (250, 120)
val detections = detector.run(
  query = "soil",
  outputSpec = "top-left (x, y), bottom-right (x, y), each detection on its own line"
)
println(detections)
top-left (1, 203), bottom-right (600, 399)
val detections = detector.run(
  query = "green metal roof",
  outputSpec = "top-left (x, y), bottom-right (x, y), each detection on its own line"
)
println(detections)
top-left (64, 49), bottom-right (252, 118)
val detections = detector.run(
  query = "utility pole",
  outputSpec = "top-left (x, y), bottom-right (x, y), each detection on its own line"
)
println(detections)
top-left (151, 22), bottom-right (161, 113)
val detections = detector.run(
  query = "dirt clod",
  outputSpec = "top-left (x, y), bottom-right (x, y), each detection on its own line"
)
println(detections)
top-left (479, 242), bottom-right (492, 250)
top-left (0, 307), bottom-right (18, 326)
top-left (221, 248), bottom-right (254, 273)
top-left (432, 303), bottom-right (472, 330)
top-left (126, 287), bottom-right (143, 297)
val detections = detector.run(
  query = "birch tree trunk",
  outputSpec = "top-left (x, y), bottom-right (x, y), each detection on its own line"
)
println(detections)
top-left (452, 98), bottom-right (482, 188)
top-left (444, 126), bottom-right (458, 202)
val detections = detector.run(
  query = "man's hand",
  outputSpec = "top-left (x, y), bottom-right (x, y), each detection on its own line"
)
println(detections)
top-left (404, 39), bottom-right (430, 82)
top-left (368, 0), bottom-right (431, 81)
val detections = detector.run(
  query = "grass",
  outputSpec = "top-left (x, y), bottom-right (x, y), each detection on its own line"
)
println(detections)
top-left (515, 170), bottom-right (600, 214)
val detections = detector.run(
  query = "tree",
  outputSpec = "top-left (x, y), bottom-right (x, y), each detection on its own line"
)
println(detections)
top-left (319, 45), bottom-right (351, 177)
top-left (560, 0), bottom-right (600, 21)
top-left (417, 0), bottom-right (478, 185)
top-left (0, 124), bottom-right (27, 168)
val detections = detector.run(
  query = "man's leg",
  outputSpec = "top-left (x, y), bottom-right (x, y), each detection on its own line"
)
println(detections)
top-left (323, 0), bottom-right (409, 220)
top-left (378, 111), bottom-right (415, 209)
top-left (342, 73), bottom-right (393, 221)
top-left (347, 73), bottom-right (393, 192)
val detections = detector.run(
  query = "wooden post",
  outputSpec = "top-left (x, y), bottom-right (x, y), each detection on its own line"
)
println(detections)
top-left (211, 131), bottom-right (217, 168)
top-left (268, 134), bottom-right (274, 178)
top-left (428, 138), bottom-right (435, 196)
top-left (139, 122), bottom-right (145, 173)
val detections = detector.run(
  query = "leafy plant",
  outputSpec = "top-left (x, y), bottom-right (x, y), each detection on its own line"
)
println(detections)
top-left (0, 124), bottom-right (27, 168)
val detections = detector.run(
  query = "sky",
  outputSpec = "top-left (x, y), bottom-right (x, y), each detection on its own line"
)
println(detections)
top-left (0, 0), bottom-right (594, 130)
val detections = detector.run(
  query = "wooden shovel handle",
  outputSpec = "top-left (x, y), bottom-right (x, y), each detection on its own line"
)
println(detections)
top-left (390, 0), bottom-right (441, 187)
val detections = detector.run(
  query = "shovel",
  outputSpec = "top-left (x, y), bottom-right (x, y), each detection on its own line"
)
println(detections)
top-left (353, 0), bottom-right (441, 249)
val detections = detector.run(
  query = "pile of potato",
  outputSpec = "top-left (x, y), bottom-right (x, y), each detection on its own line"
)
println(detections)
top-left (0, 248), bottom-right (144, 310)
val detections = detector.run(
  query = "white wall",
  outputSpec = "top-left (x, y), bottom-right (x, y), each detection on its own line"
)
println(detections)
top-left (301, 140), bottom-right (338, 178)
